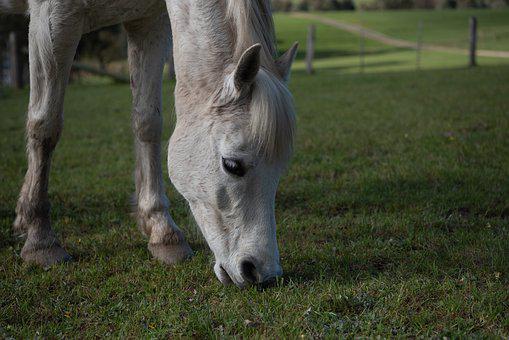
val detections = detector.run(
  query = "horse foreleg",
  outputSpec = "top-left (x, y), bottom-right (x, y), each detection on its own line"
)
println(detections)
top-left (14, 3), bottom-right (82, 266)
top-left (124, 14), bottom-right (193, 265)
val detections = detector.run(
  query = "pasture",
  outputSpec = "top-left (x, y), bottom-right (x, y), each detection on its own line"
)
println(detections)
top-left (322, 8), bottom-right (509, 50)
top-left (1, 10), bottom-right (508, 337)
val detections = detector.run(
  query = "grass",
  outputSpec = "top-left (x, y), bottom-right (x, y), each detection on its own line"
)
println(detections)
top-left (1, 10), bottom-right (509, 338)
top-left (274, 12), bottom-right (509, 74)
top-left (321, 8), bottom-right (509, 51)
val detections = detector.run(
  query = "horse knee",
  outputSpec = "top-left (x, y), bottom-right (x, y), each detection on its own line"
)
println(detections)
top-left (26, 114), bottom-right (63, 150)
top-left (132, 108), bottom-right (162, 143)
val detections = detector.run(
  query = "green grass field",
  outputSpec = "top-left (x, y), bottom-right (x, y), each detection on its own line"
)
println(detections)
top-left (322, 9), bottom-right (509, 51)
top-left (1, 10), bottom-right (508, 338)
top-left (274, 11), bottom-right (509, 74)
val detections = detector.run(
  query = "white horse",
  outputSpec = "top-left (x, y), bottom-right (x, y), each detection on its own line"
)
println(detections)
top-left (2, 0), bottom-right (297, 288)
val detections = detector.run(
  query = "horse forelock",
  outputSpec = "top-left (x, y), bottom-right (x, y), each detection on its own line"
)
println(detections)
top-left (211, 69), bottom-right (295, 165)
top-left (249, 69), bottom-right (295, 163)
top-left (221, 0), bottom-right (295, 163)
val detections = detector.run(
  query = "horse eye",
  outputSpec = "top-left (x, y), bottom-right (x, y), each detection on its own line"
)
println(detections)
top-left (222, 157), bottom-right (246, 177)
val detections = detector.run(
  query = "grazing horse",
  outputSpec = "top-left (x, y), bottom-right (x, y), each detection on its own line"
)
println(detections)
top-left (3, 0), bottom-right (297, 288)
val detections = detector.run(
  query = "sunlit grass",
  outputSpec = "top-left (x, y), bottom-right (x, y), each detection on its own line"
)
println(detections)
top-left (274, 12), bottom-right (509, 74)
top-left (321, 8), bottom-right (509, 51)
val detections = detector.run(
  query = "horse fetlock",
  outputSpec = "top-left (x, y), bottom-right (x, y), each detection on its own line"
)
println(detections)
top-left (136, 215), bottom-right (151, 237)
top-left (144, 212), bottom-right (193, 265)
top-left (143, 211), bottom-right (183, 244)
top-left (14, 198), bottom-right (50, 233)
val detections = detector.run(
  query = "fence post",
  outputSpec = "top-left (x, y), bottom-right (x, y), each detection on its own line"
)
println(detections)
top-left (416, 19), bottom-right (423, 70)
top-left (306, 24), bottom-right (315, 75)
top-left (359, 29), bottom-right (365, 74)
top-left (8, 31), bottom-right (22, 89)
top-left (469, 16), bottom-right (477, 67)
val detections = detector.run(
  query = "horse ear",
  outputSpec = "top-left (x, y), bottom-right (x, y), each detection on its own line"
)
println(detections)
top-left (276, 42), bottom-right (298, 83)
top-left (234, 43), bottom-right (262, 91)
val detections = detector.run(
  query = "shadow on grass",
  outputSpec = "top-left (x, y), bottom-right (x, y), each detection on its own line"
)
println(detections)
top-left (276, 47), bottom-right (404, 60)
top-left (322, 60), bottom-right (406, 72)
top-left (278, 177), bottom-right (509, 220)
top-left (291, 61), bottom-right (509, 80)
top-left (277, 170), bottom-right (509, 285)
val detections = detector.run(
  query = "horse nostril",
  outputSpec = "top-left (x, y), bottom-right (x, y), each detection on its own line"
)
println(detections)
top-left (240, 259), bottom-right (258, 284)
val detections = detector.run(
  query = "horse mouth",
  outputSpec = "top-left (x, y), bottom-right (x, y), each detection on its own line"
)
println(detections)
top-left (217, 264), bottom-right (234, 285)
top-left (215, 262), bottom-right (280, 289)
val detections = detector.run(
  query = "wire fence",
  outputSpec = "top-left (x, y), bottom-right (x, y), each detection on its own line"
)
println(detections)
top-left (302, 15), bottom-right (495, 75)
top-left (1, 14), bottom-right (507, 88)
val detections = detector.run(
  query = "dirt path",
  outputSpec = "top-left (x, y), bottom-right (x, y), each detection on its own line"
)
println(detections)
top-left (291, 12), bottom-right (509, 59)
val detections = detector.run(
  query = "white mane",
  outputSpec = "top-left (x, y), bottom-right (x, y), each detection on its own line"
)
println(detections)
top-left (225, 0), bottom-right (296, 162)
top-left (226, 0), bottom-right (277, 71)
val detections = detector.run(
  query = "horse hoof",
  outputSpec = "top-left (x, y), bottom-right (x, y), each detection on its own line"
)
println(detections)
top-left (21, 244), bottom-right (72, 267)
top-left (148, 241), bottom-right (193, 265)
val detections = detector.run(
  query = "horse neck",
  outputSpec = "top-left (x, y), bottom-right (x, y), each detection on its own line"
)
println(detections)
top-left (167, 1), bottom-right (233, 103)
top-left (167, 0), bottom-right (279, 110)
